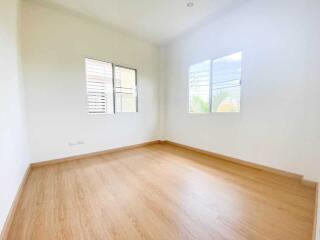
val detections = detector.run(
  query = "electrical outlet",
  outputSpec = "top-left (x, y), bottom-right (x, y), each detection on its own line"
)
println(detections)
top-left (68, 141), bottom-right (85, 146)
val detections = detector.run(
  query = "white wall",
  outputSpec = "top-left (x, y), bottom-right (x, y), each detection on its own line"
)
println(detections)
top-left (0, 0), bottom-right (30, 234)
top-left (161, 0), bottom-right (320, 182)
top-left (21, 1), bottom-right (160, 163)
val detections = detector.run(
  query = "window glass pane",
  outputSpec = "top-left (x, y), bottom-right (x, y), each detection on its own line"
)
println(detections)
top-left (115, 66), bottom-right (137, 113)
top-left (85, 58), bottom-right (114, 114)
top-left (212, 52), bottom-right (242, 113)
top-left (212, 86), bottom-right (241, 113)
top-left (189, 60), bottom-right (210, 113)
top-left (115, 93), bottom-right (137, 112)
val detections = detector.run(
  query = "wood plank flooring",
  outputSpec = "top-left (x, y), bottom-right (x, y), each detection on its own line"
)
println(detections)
top-left (7, 143), bottom-right (316, 240)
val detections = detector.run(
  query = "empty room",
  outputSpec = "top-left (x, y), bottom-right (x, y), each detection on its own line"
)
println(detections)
top-left (1, 0), bottom-right (319, 239)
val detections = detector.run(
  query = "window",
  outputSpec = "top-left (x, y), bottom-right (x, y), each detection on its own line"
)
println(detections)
top-left (115, 66), bottom-right (137, 113)
top-left (189, 60), bottom-right (211, 113)
top-left (188, 52), bottom-right (242, 113)
top-left (85, 58), bottom-right (137, 114)
top-left (212, 52), bottom-right (241, 112)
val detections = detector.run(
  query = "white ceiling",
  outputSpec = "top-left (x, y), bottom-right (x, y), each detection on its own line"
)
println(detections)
top-left (31, 0), bottom-right (248, 45)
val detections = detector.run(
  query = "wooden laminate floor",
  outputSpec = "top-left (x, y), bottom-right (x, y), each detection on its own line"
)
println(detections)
top-left (7, 143), bottom-right (316, 240)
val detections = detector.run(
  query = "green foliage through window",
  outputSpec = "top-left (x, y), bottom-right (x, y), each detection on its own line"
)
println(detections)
top-left (190, 95), bottom-right (209, 113)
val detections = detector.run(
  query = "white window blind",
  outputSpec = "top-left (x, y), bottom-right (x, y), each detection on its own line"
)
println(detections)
top-left (85, 58), bottom-right (114, 114)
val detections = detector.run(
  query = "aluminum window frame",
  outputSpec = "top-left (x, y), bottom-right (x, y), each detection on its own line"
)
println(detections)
top-left (114, 64), bottom-right (138, 113)
top-left (85, 57), bottom-right (138, 115)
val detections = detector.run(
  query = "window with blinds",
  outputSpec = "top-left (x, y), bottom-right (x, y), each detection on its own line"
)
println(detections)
top-left (85, 58), bottom-right (138, 114)
top-left (115, 66), bottom-right (137, 113)
top-left (86, 58), bottom-right (114, 114)
top-left (188, 52), bottom-right (242, 113)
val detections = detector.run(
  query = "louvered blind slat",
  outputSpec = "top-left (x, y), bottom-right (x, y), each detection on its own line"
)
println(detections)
top-left (86, 58), bottom-right (114, 114)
